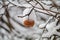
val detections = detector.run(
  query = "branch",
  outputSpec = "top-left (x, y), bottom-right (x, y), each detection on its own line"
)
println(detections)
top-left (2, 0), bottom-right (15, 31)
top-left (35, 0), bottom-right (45, 9)
top-left (35, 7), bottom-right (60, 14)
top-left (18, 2), bottom-right (37, 18)
top-left (7, 0), bottom-right (26, 8)
top-left (11, 17), bottom-right (25, 27)
top-left (0, 25), bottom-right (10, 33)
top-left (18, 7), bottom-right (34, 18)
top-left (50, 0), bottom-right (60, 8)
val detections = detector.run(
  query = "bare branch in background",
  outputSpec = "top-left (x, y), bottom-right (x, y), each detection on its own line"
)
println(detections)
top-left (0, 25), bottom-right (10, 33)
top-left (35, 0), bottom-right (45, 9)
top-left (50, 0), bottom-right (60, 8)
top-left (18, 7), bottom-right (34, 18)
top-left (18, 2), bottom-right (37, 18)
top-left (0, 0), bottom-right (60, 40)
top-left (7, 0), bottom-right (26, 8)
top-left (1, 0), bottom-right (14, 31)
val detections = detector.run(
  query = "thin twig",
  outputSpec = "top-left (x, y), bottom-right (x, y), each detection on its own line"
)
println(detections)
top-left (2, 0), bottom-right (14, 31)
top-left (35, 0), bottom-right (45, 9)
top-left (18, 2), bottom-right (37, 18)
top-left (7, 0), bottom-right (26, 8)
top-left (0, 25), bottom-right (10, 33)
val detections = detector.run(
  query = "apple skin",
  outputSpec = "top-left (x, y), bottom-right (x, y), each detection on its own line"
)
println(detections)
top-left (23, 19), bottom-right (35, 27)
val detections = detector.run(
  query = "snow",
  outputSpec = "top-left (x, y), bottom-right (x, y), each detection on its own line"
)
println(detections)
top-left (42, 23), bottom-right (60, 38)
top-left (46, 19), bottom-right (58, 31)
top-left (42, 1), bottom-right (52, 5)
top-left (23, 8), bottom-right (32, 16)
top-left (50, 7), bottom-right (58, 12)
top-left (56, 1), bottom-right (60, 6)
top-left (22, 3), bottom-right (32, 7)
top-left (43, 38), bottom-right (48, 40)
top-left (0, 0), bottom-right (60, 40)
top-left (8, 0), bottom-right (31, 8)
top-left (34, 8), bottom-right (50, 15)
top-left (0, 22), bottom-right (10, 31)
top-left (29, 1), bottom-right (37, 6)
top-left (35, 4), bottom-right (42, 9)
top-left (0, 4), bottom-right (2, 8)
top-left (2, 15), bottom-right (8, 23)
top-left (0, 8), bottom-right (5, 14)
top-left (39, 16), bottom-right (53, 29)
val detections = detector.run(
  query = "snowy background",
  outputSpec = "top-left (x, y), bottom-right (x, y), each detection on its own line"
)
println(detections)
top-left (0, 0), bottom-right (60, 40)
